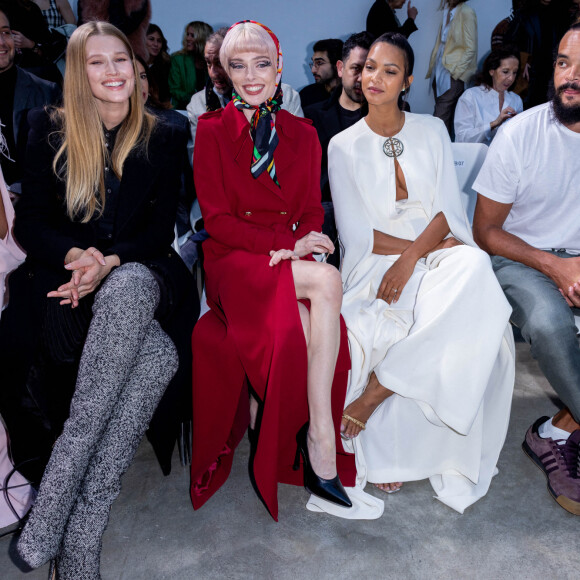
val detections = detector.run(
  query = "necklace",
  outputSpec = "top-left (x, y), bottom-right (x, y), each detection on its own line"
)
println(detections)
top-left (381, 114), bottom-right (405, 159)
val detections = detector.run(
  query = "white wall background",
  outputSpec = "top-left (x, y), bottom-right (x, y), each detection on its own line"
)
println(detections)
top-left (73, 1), bottom-right (512, 114)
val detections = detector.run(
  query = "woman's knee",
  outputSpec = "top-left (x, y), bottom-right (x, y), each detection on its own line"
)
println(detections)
top-left (311, 264), bottom-right (343, 308)
top-left (147, 321), bottom-right (179, 381)
top-left (95, 263), bottom-right (160, 318)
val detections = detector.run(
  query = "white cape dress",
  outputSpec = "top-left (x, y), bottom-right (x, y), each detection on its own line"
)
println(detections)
top-left (326, 114), bottom-right (515, 514)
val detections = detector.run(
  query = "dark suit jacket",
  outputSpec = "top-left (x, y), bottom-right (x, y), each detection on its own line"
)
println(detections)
top-left (298, 82), bottom-right (330, 110)
top-left (366, 0), bottom-right (418, 39)
top-left (12, 67), bottom-right (61, 184)
top-left (304, 89), bottom-right (365, 202)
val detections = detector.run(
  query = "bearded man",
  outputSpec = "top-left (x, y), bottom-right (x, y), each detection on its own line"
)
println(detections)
top-left (473, 24), bottom-right (580, 516)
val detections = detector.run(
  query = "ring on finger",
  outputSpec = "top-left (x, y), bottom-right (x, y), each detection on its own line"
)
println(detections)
top-left (393, 288), bottom-right (398, 294)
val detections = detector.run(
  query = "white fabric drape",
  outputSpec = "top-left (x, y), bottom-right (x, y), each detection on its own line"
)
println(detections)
top-left (328, 114), bottom-right (515, 514)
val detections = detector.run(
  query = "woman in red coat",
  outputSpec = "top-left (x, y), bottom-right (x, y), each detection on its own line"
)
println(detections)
top-left (191, 21), bottom-right (355, 520)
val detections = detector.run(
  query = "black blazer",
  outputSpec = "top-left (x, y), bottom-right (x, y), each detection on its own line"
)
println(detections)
top-left (15, 107), bottom-right (183, 274)
top-left (304, 89), bottom-right (365, 203)
top-left (366, 0), bottom-right (418, 39)
top-left (0, 107), bottom-right (197, 480)
top-left (11, 68), bottom-right (61, 185)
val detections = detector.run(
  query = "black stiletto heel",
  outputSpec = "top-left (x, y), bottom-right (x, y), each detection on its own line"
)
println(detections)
top-left (293, 422), bottom-right (352, 508)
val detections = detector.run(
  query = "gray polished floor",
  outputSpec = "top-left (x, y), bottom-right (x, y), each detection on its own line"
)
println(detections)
top-left (2, 339), bottom-right (579, 580)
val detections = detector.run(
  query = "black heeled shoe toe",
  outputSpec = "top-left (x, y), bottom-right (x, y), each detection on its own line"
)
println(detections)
top-left (293, 422), bottom-right (352, 508)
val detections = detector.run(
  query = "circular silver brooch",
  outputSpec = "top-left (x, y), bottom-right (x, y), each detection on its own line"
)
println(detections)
top-left (383, 137), bottom-right (404, 158)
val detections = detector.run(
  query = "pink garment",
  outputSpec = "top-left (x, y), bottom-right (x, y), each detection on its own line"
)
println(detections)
top-left (1, 165), bottom-right (25, 312)
top-left (0, 421), bottom-right (35, 527)
top-left (0, 165), bottom-right (31, 528)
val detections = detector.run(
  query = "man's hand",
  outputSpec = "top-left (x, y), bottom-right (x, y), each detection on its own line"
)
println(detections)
top-left (545, 256), bottom-right (580, 306)
top-left (407, 0), bottom-right (418, 20)
top-left (563, 282), bottom-right (580, 308)
top-left (11, 30), bottom-right (35, 50)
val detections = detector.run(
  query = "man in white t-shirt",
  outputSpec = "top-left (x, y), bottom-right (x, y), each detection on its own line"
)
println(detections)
top-left (472, 25), bottom-right (580, 516)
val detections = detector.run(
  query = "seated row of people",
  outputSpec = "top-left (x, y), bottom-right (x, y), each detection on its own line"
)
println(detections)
top-left (186, 20), bottom-right (580, 526)
top-left (1, 16), bottom-right (579, 580)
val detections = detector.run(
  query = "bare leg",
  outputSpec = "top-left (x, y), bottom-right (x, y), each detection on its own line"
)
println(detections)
top-left (291, 260), bottom-right (342, 480)
top-left (341, 372), bottom-right (394, 438)
top-left (249, 395), bottom-right (259, 430)
top-left (341, 372), bottom-right (402, 492)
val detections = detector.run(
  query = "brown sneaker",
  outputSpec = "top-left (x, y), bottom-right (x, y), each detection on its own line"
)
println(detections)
top-left (522, 417), bottom-right (580, 516)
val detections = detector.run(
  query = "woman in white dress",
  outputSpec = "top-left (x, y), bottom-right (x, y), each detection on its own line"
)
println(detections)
top-left (329, 33), bottom-right (515, 513)
top-left (454, 46), bottom-right (523, 145)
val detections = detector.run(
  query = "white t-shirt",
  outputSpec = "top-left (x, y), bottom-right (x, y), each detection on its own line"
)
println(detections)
top-left (473, 102), bottom-right (580, 252)
top-left (454, 85), bottom-right (523, 145)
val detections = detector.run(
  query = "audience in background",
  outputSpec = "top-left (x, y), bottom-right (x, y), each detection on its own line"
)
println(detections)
top-left (145, 23), bottom-right (171, 106)
top-left (454, 46), bottom-right (523, 145)
top-left (427, 0), bottom-right (478, 136)
top-left (77, 0), bottom-right (151, 60)
top-left (0, 0), bottom-right (67, 84)
top-left (0, 7), bottom-right (61, 192)
top-left (169, 20), bottom-right (212, 109)
top-left (505, 0), bottom-right (569, 109)
top-left (473, 23), bottom-right (580, 516)
top-left (366, 0), bottom-right (418, 39)
top-left (491, 0), bottom-right (525, 48)
top-left (299, 38), bottom-right (343, 109)
top-left (33, 0), bottom-right (76, 28)
top-left (305, 31), bottom-right (374, 269)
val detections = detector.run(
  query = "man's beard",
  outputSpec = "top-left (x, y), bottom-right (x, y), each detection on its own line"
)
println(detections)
top-left (343, 84), bottom-right (365, 104)
top-left (552, 82), bottom-right (580, 125)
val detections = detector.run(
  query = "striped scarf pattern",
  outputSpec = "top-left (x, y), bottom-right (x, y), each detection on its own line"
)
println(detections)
top-left (229, 20), bottom-right (284, 186)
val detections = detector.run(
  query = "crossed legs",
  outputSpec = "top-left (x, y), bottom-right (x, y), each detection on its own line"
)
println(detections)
top-left (17, 263), bottom-right (178, 576)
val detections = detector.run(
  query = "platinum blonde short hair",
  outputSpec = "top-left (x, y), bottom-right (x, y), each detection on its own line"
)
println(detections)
top-left (219, 22), bottom-right (278, 72)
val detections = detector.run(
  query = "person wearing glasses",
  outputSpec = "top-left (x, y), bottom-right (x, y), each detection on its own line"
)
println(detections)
top-left (299, 38), bottom-right (343, 109)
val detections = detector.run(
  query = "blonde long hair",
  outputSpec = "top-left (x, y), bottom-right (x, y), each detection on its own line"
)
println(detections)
top-left (53, 21), bottom-right (155, 223)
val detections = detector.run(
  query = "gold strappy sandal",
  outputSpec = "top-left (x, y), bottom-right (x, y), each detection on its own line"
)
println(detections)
top-left (341, 414), bottom-right (366, 431)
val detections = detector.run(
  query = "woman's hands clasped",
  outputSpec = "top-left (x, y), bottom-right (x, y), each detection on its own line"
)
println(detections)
top-left (269, 231), bottom-right (335, 267)
top-left (47, 247), bottom-right (120, 308)
top-left (294, 231), bottom-right (335, 258)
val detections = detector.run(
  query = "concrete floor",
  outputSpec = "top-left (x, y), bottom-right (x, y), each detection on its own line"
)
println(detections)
top-left (2, 338), bottom-right (579, 580)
